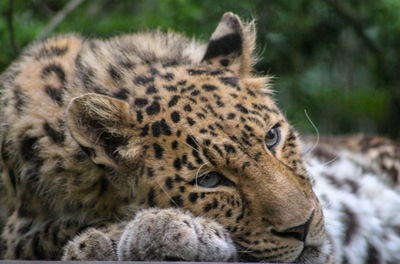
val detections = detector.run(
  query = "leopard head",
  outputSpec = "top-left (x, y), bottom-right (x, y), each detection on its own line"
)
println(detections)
top-left (66, 12), bottom-right (331, 263)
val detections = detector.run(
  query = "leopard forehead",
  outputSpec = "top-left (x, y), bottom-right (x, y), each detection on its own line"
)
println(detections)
top-left (123, 64), bottom-right (284, 174)
top-left (121, 65), bottom-right (282, 138)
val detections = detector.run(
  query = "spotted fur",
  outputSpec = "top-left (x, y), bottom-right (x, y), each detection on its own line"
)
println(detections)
top-left (302, 135), bottom-right (400, 263)
top-left (0, 12), bottom-right (397, 263)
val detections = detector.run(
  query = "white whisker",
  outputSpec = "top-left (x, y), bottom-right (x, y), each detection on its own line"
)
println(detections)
top-left (303, 109), bottom-right (319, 157)
top-left (182, 127), bottom-right (202, 154)
top-left (321, 156), bottom-right (339, 166)
top-left (156, 181), bottom-right (178, 207)
top-left (237, 243), bottom-right (255, 260)
top-left (184, 142), bottom-right (200, 154)
top-left (236, 249), bottom-right (254, 253)
top-left (195, 162), bottom-right (209, 189)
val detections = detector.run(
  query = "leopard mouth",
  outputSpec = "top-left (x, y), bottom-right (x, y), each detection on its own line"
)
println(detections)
top-left (236, 243), bottom-right (302, 263)
top-left (295, 242), bottom-right (332, 264)
top-left (237, 243), bottom-right (330, 263)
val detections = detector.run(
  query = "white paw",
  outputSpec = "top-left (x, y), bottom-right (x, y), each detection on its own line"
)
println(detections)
top-left (117, 208), bottom-right (237, 261)
top-left (62, 228), bottom-right (116, 260)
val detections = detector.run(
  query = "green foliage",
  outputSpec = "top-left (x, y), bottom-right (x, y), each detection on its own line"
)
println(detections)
top-left (1, 0), bottom-right (399, 138)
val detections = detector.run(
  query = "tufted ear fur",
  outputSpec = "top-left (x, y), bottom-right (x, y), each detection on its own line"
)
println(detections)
top-left (202, 12), bottom-right (256, 77)
top-left (66, 93), bottom-right (134, 169)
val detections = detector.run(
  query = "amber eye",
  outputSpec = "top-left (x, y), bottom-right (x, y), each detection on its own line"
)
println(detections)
top-left (265, 127), bottom-right (281, 150)
top-left (198, 172), bottom-right (222, 188)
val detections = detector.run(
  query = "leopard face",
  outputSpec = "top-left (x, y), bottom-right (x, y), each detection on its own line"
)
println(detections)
top-left (65, 13), bottom-right (329, 262)
top-left (0, 12), bottom-right (330, 262)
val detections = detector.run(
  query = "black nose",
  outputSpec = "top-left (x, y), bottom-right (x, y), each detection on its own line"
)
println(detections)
top-left (271, 210), bottom-right (314, 242)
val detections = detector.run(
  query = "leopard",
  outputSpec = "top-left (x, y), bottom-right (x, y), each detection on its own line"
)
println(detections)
top-left (0, 12), bottom-right (328, 262)
top-left (0, 11), bottom-right (399, 263)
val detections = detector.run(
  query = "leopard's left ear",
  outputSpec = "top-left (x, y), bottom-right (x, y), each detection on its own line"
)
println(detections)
top-left (202, 12), bottom-right (256, 77)
top-left (66, 93), bottom-right (136, 169)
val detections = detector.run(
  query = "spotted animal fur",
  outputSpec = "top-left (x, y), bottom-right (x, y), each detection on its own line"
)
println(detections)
top-left (0, 12), bottom-right (398, 263)
top-left (302, 135), bottom-right (400, 264)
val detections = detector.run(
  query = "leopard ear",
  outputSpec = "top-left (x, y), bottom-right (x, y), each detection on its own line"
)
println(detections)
top-left (202, 12), bottom-right (256, 77)
top-left (66, 93), bottom-right (134, 169)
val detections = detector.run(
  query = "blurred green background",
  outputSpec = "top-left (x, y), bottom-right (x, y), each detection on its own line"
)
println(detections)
top-left (1, 0), bottom-right (399, 139)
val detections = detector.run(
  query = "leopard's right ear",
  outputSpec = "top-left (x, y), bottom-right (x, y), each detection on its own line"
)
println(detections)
top-left (66, 93), bottom-right (139, 169)
top-left (202, 12), bottom-right (256, 77)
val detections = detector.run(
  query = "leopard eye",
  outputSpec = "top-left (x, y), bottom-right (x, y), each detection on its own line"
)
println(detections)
top-left (198, 171), bottom-right (222, 188)
top-left (265, 127), bottom-right (281, 150)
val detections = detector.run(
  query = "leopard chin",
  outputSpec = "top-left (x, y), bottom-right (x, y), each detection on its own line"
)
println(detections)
top-left (237, 238), bottom-right (332, 263)
top-left (296, 240), bottom-right (333, 264)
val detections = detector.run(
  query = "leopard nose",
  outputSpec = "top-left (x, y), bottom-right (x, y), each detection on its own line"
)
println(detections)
top-left (271, 210), bottom-right (314, 242)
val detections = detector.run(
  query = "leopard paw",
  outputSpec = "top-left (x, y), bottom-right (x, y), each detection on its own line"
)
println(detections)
top-left (117, 208), bottom-right (237, 261)
top-left (62, 228), bottom-right (117, 260)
